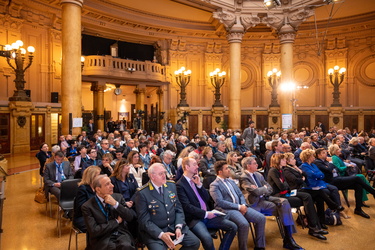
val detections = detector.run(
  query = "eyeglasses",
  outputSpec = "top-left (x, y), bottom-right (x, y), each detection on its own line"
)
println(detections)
top-left (153, 171), bottom-right (167, 177)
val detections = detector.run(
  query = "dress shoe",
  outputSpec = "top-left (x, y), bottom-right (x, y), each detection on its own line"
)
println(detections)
top-left (315, 229), bottom-right (329, 235)
top-left (283, 238), bottom-right (304, 250)
top-left (320, 224), bottom-right (328, 229)
top-left (308, 229), bottom-right (327, 240)
top-left (336, 205), bottom-right (345, 211)
top-left (254, 247), bottom-right (265, 250)
top-left (362, 202), bottom-right (370, 208)
top-left (354, 209), bottom-right (370, 219)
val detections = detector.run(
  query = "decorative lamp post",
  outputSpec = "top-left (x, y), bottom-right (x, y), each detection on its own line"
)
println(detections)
top-left (267, 68), bottom-right (281, 107)
top-left (210, 68), bottom-right (226, 107)
top-left (4, 40), bottom-right (35, 102)
top-left (174, 67), bottom-right (191, 107)
top-left (328, 65), bottom-right (346, 107)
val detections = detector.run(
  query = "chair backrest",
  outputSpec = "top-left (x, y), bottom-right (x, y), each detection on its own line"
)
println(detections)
top-left (365, 156), bottom-right (375, 171)
top-left (60, 179), bottom-right (81, 204)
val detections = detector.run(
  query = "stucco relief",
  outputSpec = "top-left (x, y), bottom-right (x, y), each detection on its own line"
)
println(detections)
top-left (355, 56), bottom-right (375, 86)
top-left (293, 61), bottom-right (318, 87)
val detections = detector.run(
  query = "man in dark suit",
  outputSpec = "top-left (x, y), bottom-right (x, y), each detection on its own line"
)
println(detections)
top-left (87, 119), bottom-right (95, 136)
top-left (135, 163), bottom-right (200, 250)
top-left (209, 161), bottom-right (266, 250)
top-left (43, 151), bottom-right (73, 201)
top-left (240, 157), bottom-right (303, 250)
top-left (176, 157), bottom-right (237, 250)
top-left (82, 175), bottom-right (135, 250)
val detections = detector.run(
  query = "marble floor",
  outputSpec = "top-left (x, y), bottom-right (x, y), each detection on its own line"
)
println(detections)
top-left (1, 152), bottom-right (375, 250)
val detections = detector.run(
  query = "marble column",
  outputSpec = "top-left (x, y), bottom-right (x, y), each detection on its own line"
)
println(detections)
top-left (279, 24), bottom-right (296, 129)
top-left (157, 87), bottom-right (164, 133)
top-left (96, 84), bottom-right (105, 131)
top-left (227, 32), bottom-right (244, 130)
top-left (61, 0), bottom-right (83, 135)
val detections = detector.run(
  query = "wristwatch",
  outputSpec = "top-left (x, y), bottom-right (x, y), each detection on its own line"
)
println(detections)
top-left (175, 226), bottom-right (182, 230)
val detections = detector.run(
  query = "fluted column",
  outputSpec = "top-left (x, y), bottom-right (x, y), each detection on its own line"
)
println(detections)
top-left (61, 0), bottom-right (83, 135)
top-left (279, 24), bottom-right (296, 128)
top-left (227, 32), bottom-right (243, 130)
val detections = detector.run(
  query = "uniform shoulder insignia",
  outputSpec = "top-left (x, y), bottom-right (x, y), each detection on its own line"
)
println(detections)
top-left (138, 183), bottom-right (148, 191)
top-left (166, 180), bottom-right (175, 184)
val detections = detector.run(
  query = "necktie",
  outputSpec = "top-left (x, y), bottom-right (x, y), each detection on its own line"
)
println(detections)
top-left (224, 179), bottom-right (239, 204)
top-left (159, 187), bottom-right (163, 196)
top-left (190, 180), bottom-right (207, 211)
top-left (252, 173), bottom-right (262, 187)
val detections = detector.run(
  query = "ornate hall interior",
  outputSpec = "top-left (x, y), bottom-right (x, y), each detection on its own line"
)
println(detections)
top-left (0, 0), bottom-right (375, 249)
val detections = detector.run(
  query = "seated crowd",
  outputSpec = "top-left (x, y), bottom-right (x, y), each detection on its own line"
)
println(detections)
top-left (36, 124), bottom-right (375, 250)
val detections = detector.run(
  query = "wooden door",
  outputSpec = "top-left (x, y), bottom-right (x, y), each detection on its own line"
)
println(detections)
top-left (297, 115), bottom-right (310, 131)
top-left (256, 115), bottom-right (269, 131)
top-left (30, 114), bottom-right (45, 150)
top-left (343, 115), bottom-right (358, 131)
top-left (364, 115), bottom-right (375, 132)
top-left (315, 115), bottom-right (329, 132)
top-left (202, 115), bottom-right (212, 134)
top-left (0, 114), bottom-right (10, 154)
top-left (188, 115), bottom-right (198, 137)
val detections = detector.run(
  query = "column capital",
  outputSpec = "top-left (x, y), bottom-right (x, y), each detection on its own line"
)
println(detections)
top-left (227, 32), bottom-right (244, 43)
top-left (60, 0), bottom-right (83, 7)
top-left (157, 88), bottom-right (164, 96)
top-left (278, 24), bottom-right (296, 44)
top-left (213, 10), bottom-right (260, 34)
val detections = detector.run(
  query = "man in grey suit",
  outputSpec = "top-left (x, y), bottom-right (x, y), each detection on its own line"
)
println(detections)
top-left (209, 161), bottom-right (266, 250)
top-left (242, 121), bottom-right (256, 153)
top-left (135, 163), bottom-right (200, 250)
top-left (43, 150), bottom-right (73, 201)
top-left (240, 157), bottom-right (303, 250)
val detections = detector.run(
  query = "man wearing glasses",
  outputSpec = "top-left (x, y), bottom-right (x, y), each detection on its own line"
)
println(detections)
top-left (135, 163), bottom-right (200, 250)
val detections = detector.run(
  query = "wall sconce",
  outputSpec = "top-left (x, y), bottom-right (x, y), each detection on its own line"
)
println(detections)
top-left (3, 40), bottom-right (35, 102)
top-left (328, 65), bottom-right (346, 107)
top-left (175, 67), bottom-right (191, 107)
top-left (267, 68), bottom-right (281, 107)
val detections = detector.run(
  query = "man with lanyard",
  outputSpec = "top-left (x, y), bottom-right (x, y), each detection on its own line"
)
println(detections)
top-left (43, 151), bottom-right (73, 201)
top-left (82, 175), bottom-right (136, 250)
top-left (161, 150), bottom-right (177, 180)
top-left (97, 139), bottom-right (111, 160)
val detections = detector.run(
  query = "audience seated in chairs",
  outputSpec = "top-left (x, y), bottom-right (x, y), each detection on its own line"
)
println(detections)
top-left (35, 143), bottom-right (52, 177)
top-left (81, 148), bottom-right (101, 172)
top-left (267, 153), bottom-right (328, 240)
top-left (128, 151), bottom-right (146, 187)
top-left (73, 166), bottom-right (101, 232)
top-left (98, 153), bottom-right (114, 176)
top-left (209, 161), bottom-right (266, 250)
top-left (240, 156), bottom-right (303, 250)
top-left (226, 151), bottom-right (244, 183)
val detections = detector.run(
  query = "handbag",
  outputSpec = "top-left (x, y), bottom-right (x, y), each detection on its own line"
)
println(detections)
top-left (324, 208), bottom-right (342, 225)
top-left (34, 186), bottom-right (47, 204)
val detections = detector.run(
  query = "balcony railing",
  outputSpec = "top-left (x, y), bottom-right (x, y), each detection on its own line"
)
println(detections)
top-left (82, 55), bottom-right (168, 82)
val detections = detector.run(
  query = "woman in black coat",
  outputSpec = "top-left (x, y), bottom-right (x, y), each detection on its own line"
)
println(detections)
top-left (35, 143), bottom-right (51, 176)
top-left (73, 166), bottom-right (101, 232)
top-left (267, 153), bottom-right (328, 240)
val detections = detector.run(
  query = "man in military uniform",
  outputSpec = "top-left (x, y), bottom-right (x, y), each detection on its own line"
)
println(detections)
top-left (135, 163), bottom-right (200, 250)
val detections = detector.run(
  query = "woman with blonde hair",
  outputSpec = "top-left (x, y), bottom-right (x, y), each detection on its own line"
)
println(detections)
top-left (224, 137), bottom-right (234, 153)
top-left (199, 146), bottom-right (216, 177)
top-left (73, 165), bottom-right (101, 232)
top-left (110, 159), bottom-right (138, 208)
top-left (267, 153), bottom-right (328, 240)
top-left (226, 151), bottom-right (243, 182)
top-left (128, 150), bottom-right (145, 187)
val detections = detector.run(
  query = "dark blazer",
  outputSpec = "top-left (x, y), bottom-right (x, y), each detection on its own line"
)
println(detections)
top-left (82, 193), bottom-right (135, 250)
top-left (110, 175), bottom-right (138, 202)
top-left (314, 159), bottom-right (336, 183)
top-left (267, 168), bottom-right (290, 196)
top-left (239, 171), bottom-right (272, 206)
top-left (43, 161), bottom-right (73, 190)
top-left (283, 166), bottom-right (306, 190)
top-left (73, 184), bottom-right (95, 232)
top-left (135, 181), bottom-right (187, 242)
top-left (176, 176), bottom-right (210, 228)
